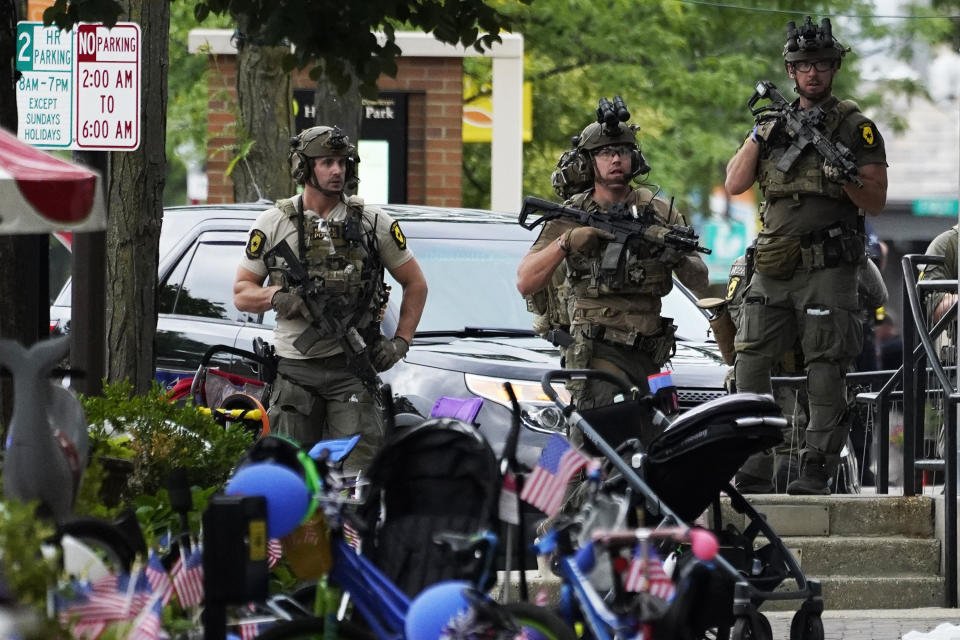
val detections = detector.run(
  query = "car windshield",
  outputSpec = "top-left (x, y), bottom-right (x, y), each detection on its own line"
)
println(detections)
top-left (388, 238), bottom-right (533, 331)
top-left (386, 235), bottom-right (711, 341)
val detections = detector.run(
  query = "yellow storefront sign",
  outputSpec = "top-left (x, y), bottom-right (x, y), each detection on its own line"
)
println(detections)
top-left (463, 79), bottom-right (532, 143)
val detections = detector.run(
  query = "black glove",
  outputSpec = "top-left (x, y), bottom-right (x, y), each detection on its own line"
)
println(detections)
top-left (371, 336), bottom-right (409, 371)
top-left (271, 290), bottom-right (310, 320)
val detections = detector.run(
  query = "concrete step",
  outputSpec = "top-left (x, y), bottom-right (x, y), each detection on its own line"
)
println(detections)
top-left (496, 571), bottom-right (946, 612)
top-left (716, 494), bottom-right (935, 537)
top-left (764, 575), bottom-right (946, 611)
top-left (772, 535), bottom-right (940, 576)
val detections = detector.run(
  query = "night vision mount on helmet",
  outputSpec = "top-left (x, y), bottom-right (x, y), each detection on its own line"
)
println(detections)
top-left (783, 16), bottom-right (848, 64)
top-left (551, 95), bottom-right (651, 199)
top-left (289, 125), bottom-right (360, 190)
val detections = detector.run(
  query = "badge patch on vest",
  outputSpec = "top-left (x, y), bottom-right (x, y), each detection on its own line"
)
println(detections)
top-left (246, 229), bottom-right (266, 259)
top-left (390, 221), bottom-right (407, 250)
top-left (726, 276), bottom-right (741, 301)
top-left (859, 123), bottom-right (876, 148)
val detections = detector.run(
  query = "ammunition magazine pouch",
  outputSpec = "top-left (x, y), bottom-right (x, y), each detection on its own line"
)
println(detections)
top-left (583, 317), bottom-right (677, 366)
top-left (754, 233), bottom-right (802, 280)
top-left (799, 225), bottom-right (863, 270)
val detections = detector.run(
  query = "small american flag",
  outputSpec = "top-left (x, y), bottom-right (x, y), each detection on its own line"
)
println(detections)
top-left (623, 545), bottom-right (676, 601)
top-left (172, 546), bottom-right (204, 607)
top-left (58, 576), bottom-right (141, 623)
top-left (267, 538), bottom-right (283, 569)
top-left (238, 619), bottom-right (261, 640)
top-left (519, 434), bottom-right (590, 517)
top-left (70, 620), bottom-right (107, 639)
top-left (498, 471), bottom-right (520, 525)
top-left (128, 594), bottom-right (164, 640)
top-left (144, 551), bottom-right (173, 606)
top-left (342, 520), bottom-right (361, 552)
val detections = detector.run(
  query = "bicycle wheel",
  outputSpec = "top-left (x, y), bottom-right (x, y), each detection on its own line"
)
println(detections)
top-left (501, 602), bottom-right (577, 640)
top-left (57, 517), bottom-right (142, 574)
top-left (252, 616), bottom-right (374, 640)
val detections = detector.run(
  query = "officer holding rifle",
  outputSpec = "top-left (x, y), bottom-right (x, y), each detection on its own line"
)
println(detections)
top-left (517, 97), bottom-right (709, 424)
top-left (724, 17), bottom-right (888, 495)
top-left (233, 125), bottom-right (427, 473)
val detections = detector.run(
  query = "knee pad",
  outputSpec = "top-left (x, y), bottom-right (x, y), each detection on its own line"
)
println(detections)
top-left (805, 361), bottom-right (844, 401)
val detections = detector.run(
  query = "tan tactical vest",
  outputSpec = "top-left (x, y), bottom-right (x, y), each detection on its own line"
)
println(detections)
top-left (268, 197), bottom-right (385, 338)
top-left (757, 98), bottom-right (860, 201)
top-left (565, 190), bottom-right (674, 300)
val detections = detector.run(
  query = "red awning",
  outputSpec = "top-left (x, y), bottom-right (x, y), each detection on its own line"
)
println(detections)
top-left (0, 127), bottom-right (106, 234)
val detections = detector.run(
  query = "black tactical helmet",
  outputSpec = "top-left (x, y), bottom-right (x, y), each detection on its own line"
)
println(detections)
top-left (783, 16), bottom-right (847, 64)
top-left (288, 125), bottom-right (359, 187)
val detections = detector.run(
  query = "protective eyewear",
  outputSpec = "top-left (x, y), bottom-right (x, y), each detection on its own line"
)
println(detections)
top-left (595, 144), bottom-right (633, 159)
top-left (791, 60), bottom-right (835, 73)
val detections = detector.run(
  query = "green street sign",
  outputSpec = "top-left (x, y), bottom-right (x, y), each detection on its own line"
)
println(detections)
top-left (912, 199), bottom-right (959, 217)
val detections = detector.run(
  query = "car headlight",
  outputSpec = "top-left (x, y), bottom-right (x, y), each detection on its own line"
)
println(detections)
top-left (464, 373), bottom-right (570, 434)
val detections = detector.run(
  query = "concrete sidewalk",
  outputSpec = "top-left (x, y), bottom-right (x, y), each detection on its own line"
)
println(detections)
top-left (765, 608), bottom-right (960, 639)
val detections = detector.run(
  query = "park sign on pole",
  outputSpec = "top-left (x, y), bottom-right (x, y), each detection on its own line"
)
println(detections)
top-left (16, 21), bottom-right (141, 151)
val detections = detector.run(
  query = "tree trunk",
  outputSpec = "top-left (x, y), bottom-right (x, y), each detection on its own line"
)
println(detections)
top-left (233, 21), bottom-right (295, 203)
top-left (0, 0), bottom-right (44, 434)
top-left (104, 0), bottom-right (168, 393)
top-left (313, 73), bottom-right (362, 195)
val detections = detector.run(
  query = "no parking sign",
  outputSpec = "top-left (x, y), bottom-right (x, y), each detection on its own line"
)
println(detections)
top-left (15, 21), bottom-right (141, 151)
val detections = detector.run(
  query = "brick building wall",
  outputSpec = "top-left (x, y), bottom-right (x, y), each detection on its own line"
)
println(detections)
top-left (204, 55), bottom-right (463, 206)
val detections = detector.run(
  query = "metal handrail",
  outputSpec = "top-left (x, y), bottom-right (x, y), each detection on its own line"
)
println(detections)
top-left (901, 253), bottom-right (958, 608)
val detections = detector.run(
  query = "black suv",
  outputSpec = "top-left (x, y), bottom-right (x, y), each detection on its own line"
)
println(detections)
top-left (50, 203), bottom-right (728, 467)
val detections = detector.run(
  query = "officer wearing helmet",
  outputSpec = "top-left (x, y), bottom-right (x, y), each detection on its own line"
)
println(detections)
top-left (724, 17), bottom-right (888, 495)
top-left (233, 125), bottom-right (427, 473)
top-left (517, 98), bottom-right (709, 428)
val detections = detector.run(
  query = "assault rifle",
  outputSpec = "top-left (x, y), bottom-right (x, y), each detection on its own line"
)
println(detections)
top-left (747, 80), bottom-right (863, 188)
top-left (263, 239), bottom-right (379, 390)
top-left (519, 196), bottom-right (710, 288)
top-left (520, 195), bottom-right (709, 255)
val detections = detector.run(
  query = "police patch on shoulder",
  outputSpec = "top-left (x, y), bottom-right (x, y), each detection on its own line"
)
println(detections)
top-left (390, 221), bottom-right (407, 250)
top-left (859, 123), bottom-right (877, 148)
top-left (245, 229), bottom-right (267, 260)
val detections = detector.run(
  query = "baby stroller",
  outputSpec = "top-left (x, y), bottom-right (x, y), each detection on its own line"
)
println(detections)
top-left (357, 397), bottom-right (502, 597)
top-left (167, 342), bottom-right (276, 439)
top-left (541, 368), bottom-right (824, 640)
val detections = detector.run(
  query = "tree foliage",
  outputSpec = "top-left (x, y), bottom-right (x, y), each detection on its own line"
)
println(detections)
top-left (194, 0), bottom-right (531, 97)
top-left (464, 0), bottom-right (887, 212)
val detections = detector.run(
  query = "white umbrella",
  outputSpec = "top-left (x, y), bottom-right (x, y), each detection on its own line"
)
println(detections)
top-left (0, 127), bottom-right (106, 233)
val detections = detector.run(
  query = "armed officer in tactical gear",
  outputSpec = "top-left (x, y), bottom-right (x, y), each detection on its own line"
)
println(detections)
top-left (233, 126), bottom-right (427, 473)
top-left (517, 99), bottom-right (709, 424)
top-left (725, 17), bottom-right (888, 495)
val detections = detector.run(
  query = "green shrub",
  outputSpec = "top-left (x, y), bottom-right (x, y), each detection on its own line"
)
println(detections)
top-left (78, 380), bottom-right (254, 514)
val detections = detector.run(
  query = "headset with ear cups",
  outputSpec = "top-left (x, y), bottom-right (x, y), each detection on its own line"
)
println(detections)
top-left (551, 127), bottom-right (651, 199)
top-left (288, 126), bottom-right (361, 189)
top-left (289, 136), bottom-right (311, 185)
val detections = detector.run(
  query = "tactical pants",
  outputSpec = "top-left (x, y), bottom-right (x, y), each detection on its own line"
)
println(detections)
top-left (268, 354), bottom-right (384, 474)
top-left (736, 380), bottom-right (808, 492)
top-left (549, 334), bottom-right (660, 519)
top-left (564, 334), bottom-right (659, 448)
top-left (734, 264), bottom-right (862, 459)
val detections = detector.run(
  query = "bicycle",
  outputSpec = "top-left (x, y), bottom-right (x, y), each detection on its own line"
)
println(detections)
top-left (238, 433), bottom-right (576, 640)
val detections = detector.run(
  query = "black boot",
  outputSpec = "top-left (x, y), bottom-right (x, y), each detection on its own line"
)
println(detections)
top-left (787, 454), bottom-right (831, 496)
top-left (773, 455), bottom-right (800, 492)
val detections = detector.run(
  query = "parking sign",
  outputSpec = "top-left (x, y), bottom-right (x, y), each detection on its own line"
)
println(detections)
top-left (15, 21), bottom-right (140, 151)
top-left (16, 22), bottom-right (73, 148)
top-left (74, 23), bottom-right (140, 150)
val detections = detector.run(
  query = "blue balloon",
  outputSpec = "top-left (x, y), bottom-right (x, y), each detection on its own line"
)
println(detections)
top-left (405, 580), bottom-right (472, 640)
top-left (225, 462), bottom-right (309, 538)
